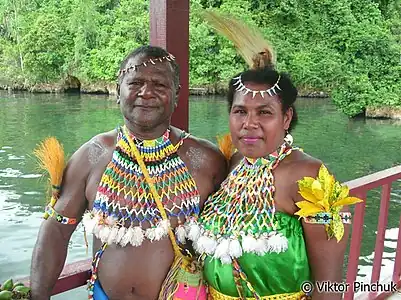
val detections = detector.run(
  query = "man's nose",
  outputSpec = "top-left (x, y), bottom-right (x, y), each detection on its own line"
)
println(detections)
top-left (137, 82), bottom-right (153, 98)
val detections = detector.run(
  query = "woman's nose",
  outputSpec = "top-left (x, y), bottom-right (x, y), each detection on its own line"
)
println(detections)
top-left (243, 114), bottom-right (259, 129)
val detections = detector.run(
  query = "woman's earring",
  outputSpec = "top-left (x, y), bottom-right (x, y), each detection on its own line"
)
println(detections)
top-left (284, 130), bottom-right (293, 145)
top-left (116, 96), bottom-right (120, 104)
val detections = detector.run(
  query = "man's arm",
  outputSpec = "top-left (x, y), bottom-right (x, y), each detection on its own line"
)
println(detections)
top-left (228, 151), bottom-right (242, 171)
top-left (197, 138), bottom-right (228, 191)
top-left (30, 142), bottom-right (92, 300)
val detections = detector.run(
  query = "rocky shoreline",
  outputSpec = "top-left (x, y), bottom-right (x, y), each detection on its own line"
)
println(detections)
top-left (0, 80), bottom-right (329, 98)
top-left (0, 77), bottom-right (118, 95)
top-left (366, 106), bottom-right (401, 120)
top-left (2, 80), bottom-right (400, 120)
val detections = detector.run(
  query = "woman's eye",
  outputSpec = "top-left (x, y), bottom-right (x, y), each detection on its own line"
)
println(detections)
top-left (129, 81), bottom-right (141, 86)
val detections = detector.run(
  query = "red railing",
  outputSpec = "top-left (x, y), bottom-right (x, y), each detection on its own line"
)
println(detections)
top-left (345, 165), bottom-right (401, 300)
top-left (19, 258), bottom-right (91, 295)
top-left (21, 165), bottom-right (401, 298)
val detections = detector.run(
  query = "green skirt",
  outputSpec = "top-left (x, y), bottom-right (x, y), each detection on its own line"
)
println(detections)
top-left (203, 212), bottom-right (311, 297)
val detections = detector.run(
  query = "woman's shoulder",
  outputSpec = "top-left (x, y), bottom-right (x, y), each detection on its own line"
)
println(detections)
top-left (282, 149), bottom-right (324, 179)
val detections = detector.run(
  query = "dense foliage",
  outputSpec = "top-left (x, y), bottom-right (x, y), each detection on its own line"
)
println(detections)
top-left (0, 0), bottom-right (400, 116)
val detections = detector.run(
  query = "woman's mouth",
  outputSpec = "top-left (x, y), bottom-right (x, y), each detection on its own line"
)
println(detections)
top-left (242, 137), bottom-right (261, 144)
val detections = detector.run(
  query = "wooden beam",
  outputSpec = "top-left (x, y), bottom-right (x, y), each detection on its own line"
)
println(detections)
top-left (150, 0), bottom-right (190, 132)
top-left (18, 258), bottom-right (91, 295)
top-left (344, 165), bottom-right (401, 194)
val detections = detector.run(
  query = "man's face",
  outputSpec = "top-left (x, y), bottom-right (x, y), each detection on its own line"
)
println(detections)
top-left (118, 54), bottom-right (178, 130)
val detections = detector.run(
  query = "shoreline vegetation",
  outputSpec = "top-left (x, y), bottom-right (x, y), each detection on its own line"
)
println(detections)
top-left (0, 0), bottom-right (400, 119)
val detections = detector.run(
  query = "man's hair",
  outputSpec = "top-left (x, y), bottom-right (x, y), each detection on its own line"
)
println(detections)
top-left (119, 45), bottom-right (180, 89)
top-left (227, 67), bottom-right (298, 132)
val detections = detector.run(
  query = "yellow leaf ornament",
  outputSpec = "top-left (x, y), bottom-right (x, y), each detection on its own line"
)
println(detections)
top-left (295, 164), bottom-right (363, 242)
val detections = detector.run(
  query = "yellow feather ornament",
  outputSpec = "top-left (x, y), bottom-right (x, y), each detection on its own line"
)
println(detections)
top-left (202, 10), bottom-right (276, 69)
top-left (33, 137), bottom-right (66, 219)
top-left (216, 133), bottom-right (235, 161)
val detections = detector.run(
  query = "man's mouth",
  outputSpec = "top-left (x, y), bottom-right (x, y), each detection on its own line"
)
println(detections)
top-left (134, 105), bottom-right (157, 109)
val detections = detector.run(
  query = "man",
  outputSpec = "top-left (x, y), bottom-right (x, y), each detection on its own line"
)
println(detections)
top-left (30, 45), bottom-right (228, 300)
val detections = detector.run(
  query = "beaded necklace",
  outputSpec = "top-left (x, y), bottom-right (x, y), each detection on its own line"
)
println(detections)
top-left (82, 125), bottom-right (200, 247)
top-left (186, 141), bottom-right (298, 264)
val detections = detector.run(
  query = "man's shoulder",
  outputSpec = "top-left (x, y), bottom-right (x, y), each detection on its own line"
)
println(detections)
top-left (184, 134), bottom-right (226, 162)
top-left (70, 129), bottom-right (117, 165)
top-left (89, 129), bottom-right (118, 148)
top-left (171, 127), bottom-right (227, 170)
top-left (180, 133), bottom-right (228, 185)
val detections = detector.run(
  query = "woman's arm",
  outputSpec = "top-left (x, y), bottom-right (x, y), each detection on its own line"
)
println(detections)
top-left (292, 160), bottom-right (354, 299)
top-left (302, 214), bottom-right (350, 299)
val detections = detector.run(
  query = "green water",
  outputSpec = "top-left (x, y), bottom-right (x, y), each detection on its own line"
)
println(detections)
top-left (0, 91), bottom-right (400, 298)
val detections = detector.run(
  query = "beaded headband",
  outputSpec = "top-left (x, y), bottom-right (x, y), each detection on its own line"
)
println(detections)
top-left (232, 74), bottom-right (282, 98)
top-left (118, 53), bottom-right (176, 77)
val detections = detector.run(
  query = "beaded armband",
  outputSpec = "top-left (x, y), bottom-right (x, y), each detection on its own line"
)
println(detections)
top-left (45, 205), bottom-right (77, 225)
top-left (303, 212), bottom-right (352, 224)
top-left (295, 165), bottom-right (363, 242)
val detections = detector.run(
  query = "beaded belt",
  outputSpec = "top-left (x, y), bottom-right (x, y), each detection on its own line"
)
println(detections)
top-left (208, 286), bottom-right (307, 300)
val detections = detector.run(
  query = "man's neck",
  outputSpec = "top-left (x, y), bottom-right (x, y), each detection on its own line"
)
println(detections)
top-left (124, 120), bottom-right (171, 140)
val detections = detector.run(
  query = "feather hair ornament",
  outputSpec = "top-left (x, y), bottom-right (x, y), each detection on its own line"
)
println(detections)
top-left (202, 10), bottom-right (276, 69)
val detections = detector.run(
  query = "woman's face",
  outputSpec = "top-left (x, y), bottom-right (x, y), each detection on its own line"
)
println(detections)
top-left (229, 82), bottom-right (293, 159)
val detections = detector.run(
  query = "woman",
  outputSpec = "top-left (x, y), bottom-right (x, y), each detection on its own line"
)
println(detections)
top-left (184, 12), bottom-right (362, 300)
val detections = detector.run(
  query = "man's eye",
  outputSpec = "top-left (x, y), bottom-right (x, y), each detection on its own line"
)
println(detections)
top-left (260, 110), bottom-right (271, 115)
top-left (155, 82), bottom-right (167, 88)
top-left (233, 109), bottom-right (246, 114)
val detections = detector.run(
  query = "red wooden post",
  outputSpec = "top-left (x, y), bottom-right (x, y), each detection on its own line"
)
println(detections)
top-left (344, 192), bottom-right (367, 300)
top-left (393, 215), bottom-right (401, 283)
top-left (371, 184), bottom-right (391, 283)
top-left (149, 0), bottom-right (190, 132)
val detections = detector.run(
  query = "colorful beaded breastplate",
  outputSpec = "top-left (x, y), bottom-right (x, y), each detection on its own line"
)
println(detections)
top-left (186, 142), bottom-right (297, 264)
top-left (82, 126), bottom-right (201, 247)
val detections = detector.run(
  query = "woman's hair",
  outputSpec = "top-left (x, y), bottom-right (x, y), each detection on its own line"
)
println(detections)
top-left (200, 11), bottom-right (298, 131)
top-left (227, 51), bottom-right (298, 132)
